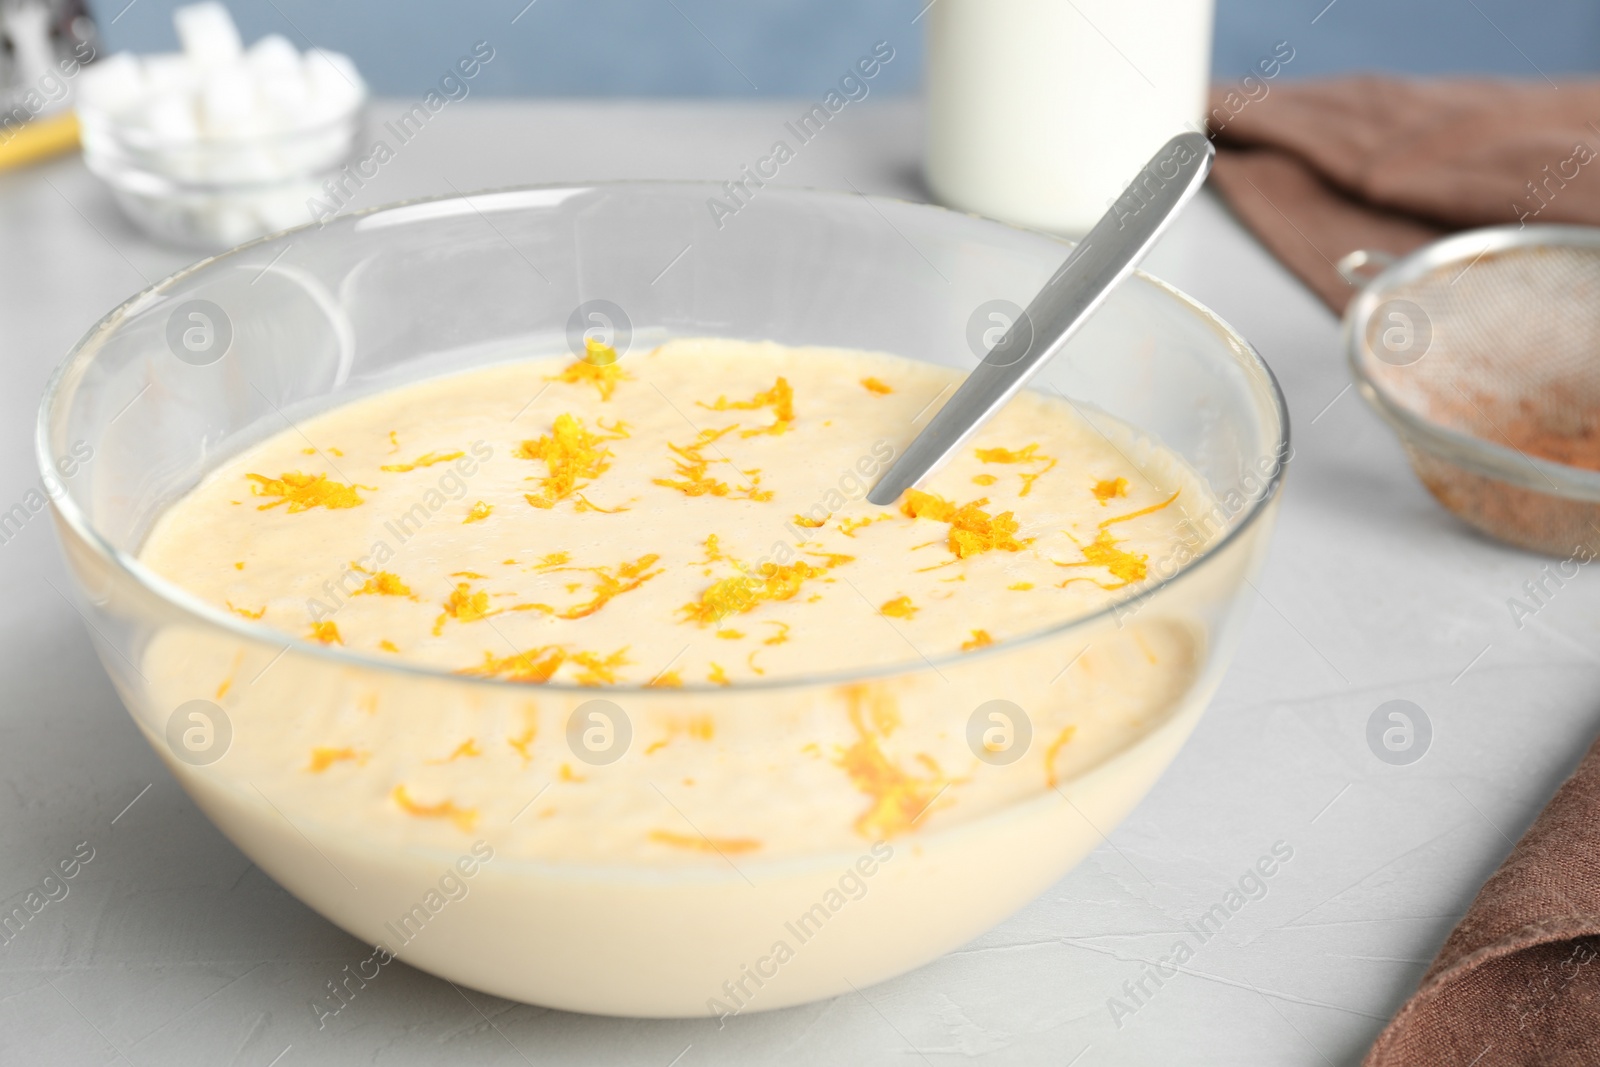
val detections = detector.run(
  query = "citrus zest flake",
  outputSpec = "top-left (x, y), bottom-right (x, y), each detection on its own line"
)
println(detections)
top-left (698, 376), bottom-right (795, 437)
top-left (433, 583), bottom-right (498, 634)
top-left (880, 595), bottom-right (918, 620)
top-left (392, 785), bottom-right (477, 832)
top-left (648, 829), bottom-right (761, 854)
top-left (654, 425), bottom-right (770, 500)
top-left (899, 489), bottom-right (1029, 558)
top-left (381, 450), bottom-right (464, 473)
top-left (681, 560), bottom-right (826, 626)
top-left (507, 726), bottom-right (536, 762)
top-left (352, 570), bottom-right (412, 598)
top-left (549, 350), bottom-right (633, 400)
top-left (1044, 725), bottom-right (1078, 789)
top-left (517, 413), bottom-right (621, 509)
top-left (835, 687), bottom-right (955, 839)
top-left (571, 648), bottom-right (631, 686)
top-left (463, 500), bottom-right (493, 523)
top-left (1093, 477), bottom-right (1130, 504)
top-left (975, 443), bottom-right (1058, 496)
top-left (861, 377), bottom-right (893, 395)
top-left (961, 629), bottom-right (994, 651)
top-left (247, 471), bottom-right (372, 512)
top-left (308, 747), bottom-right (361, 773)
top-left (517, 553), bottom-right (663, 620)
top-left (838, 515), bottom-right (888, 538)
top-left (1054, 490), bottom-right (1180, 588)
top-left (428, 739), bottom-right (482, 763)
top-left (1056, 529), bottom-right (1148, 588)
top-left (460, 646), bottom-right (566, 684)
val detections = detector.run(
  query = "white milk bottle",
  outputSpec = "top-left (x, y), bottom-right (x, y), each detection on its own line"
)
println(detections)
top-left (925, 0), bottom-right (1215, 235)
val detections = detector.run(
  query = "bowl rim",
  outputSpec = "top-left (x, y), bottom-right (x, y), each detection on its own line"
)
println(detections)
top-left (1345, 222), bottom-right (1600, 503)
top-left (36, 179), bottom-right (1291, 695)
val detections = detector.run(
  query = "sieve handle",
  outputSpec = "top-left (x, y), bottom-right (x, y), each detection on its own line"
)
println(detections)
top-left (1336, 248), bottom-right (1397, 287)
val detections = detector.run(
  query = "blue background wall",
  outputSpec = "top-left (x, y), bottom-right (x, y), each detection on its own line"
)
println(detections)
top-left (94, 0), bottom-right (1600, 98)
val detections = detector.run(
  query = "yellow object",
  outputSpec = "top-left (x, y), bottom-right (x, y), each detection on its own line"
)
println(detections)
top-left (0, 111), bottom-right (80, 171)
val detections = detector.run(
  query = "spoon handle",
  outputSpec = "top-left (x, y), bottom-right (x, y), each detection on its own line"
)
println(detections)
top-left (866, 131), bottom-right (1215, 506)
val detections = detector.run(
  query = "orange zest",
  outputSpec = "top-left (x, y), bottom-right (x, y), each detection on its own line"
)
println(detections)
top-left (648, 829), bottom-right (761, 854)
top-left (1044, 725), bottom-right (1078, 789)
top-left (433, 582), bottom-right (497, 634)
top-left (429, 739), bottom-right (482, 763)
top-left (570, 648), bottom-right (631, 685)
top-left (698, 376), bottom-right (795, 437)
top-left (835, 687), bottom-right (954, 838)
top-left (900, 489), bottom-right (1029, 558)
top-left (352, 569), bottom-right (412, 597)
top-left (308, 620), bottom-right (342, 644)
top-left (1055, 490), bottom-right (1179, 588)
top-left (459, 646), bottom-right (566, 683)
top-left (549, 347), bottom-right (632, 400)
top-left (975, 443), bottom-right (1058, 497)
top-left (680, 560), bottom-right (826, 625)
top-left (516, 553), bottom-right (663, 620)
top-left (879, 595), bottom-right (918, 619)
top-left (507, 725), bottom-right (536, 762)
top-left (246, 471), bottom-right (371, 512)
top-left (861, 377), bottom-right (893, 395)
top-left (308, 747), bottom-right (360, 773)
top-left (392, 784), bottom-right (477, 832)
top-left (463, 500), bottom-right (493, 523)
top-left (961, 629), bottom-right (994, 651)
top-left (516, 413), bottom-right (622, 509)
top-left (1093, 477), bottom-right (1130, 504)
top-left (1057, 530), bottom-right (1148, 587)
top-left (380, 450), bottom-right (464, 473)
top-left (838, 515), bottom-right (889, 538)
top-left (654, 425), bottom-right (770, 500)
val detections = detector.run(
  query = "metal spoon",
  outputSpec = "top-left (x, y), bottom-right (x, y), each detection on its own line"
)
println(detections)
top-left (866, 131), bottom-right (1215, 506)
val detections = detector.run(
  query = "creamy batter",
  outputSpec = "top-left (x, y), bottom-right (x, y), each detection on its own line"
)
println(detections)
top-left (136, 339), bottom-right (1219, 865)
top-left (143, 338), bottom-right (1208, 686)
top-left (127, 337), bottom-right (1245, 1014)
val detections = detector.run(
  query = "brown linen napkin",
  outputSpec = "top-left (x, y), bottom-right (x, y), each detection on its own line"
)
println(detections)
top-left (1362, 732), bottom-right (1600, 1067)
top-left (1206, 76), bottom-right (1600, 312)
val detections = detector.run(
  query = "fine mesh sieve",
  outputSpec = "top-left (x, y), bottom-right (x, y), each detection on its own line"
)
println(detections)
top-left (1343, 225), bottom-right (1600, 558)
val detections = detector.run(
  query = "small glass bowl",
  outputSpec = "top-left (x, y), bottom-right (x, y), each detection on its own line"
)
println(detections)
top-left (77, 98), bottom-right (364, 250)
top-left (38, 183), bottom-right (1286, 1016)
top-left (1344, 225), bottom-right (1600, 557)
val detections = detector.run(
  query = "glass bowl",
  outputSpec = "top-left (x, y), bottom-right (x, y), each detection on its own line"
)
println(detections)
top-left (1344, 225), bottom-right (1600, 557)
top-left (37, 182), bottom-right (1287, 1018)
top-left (77, 97), bottom-right (364, 250)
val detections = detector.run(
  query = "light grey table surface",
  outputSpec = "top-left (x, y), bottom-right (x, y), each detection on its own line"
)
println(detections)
top-left (2, 96), bottom-right (1597, 1067)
